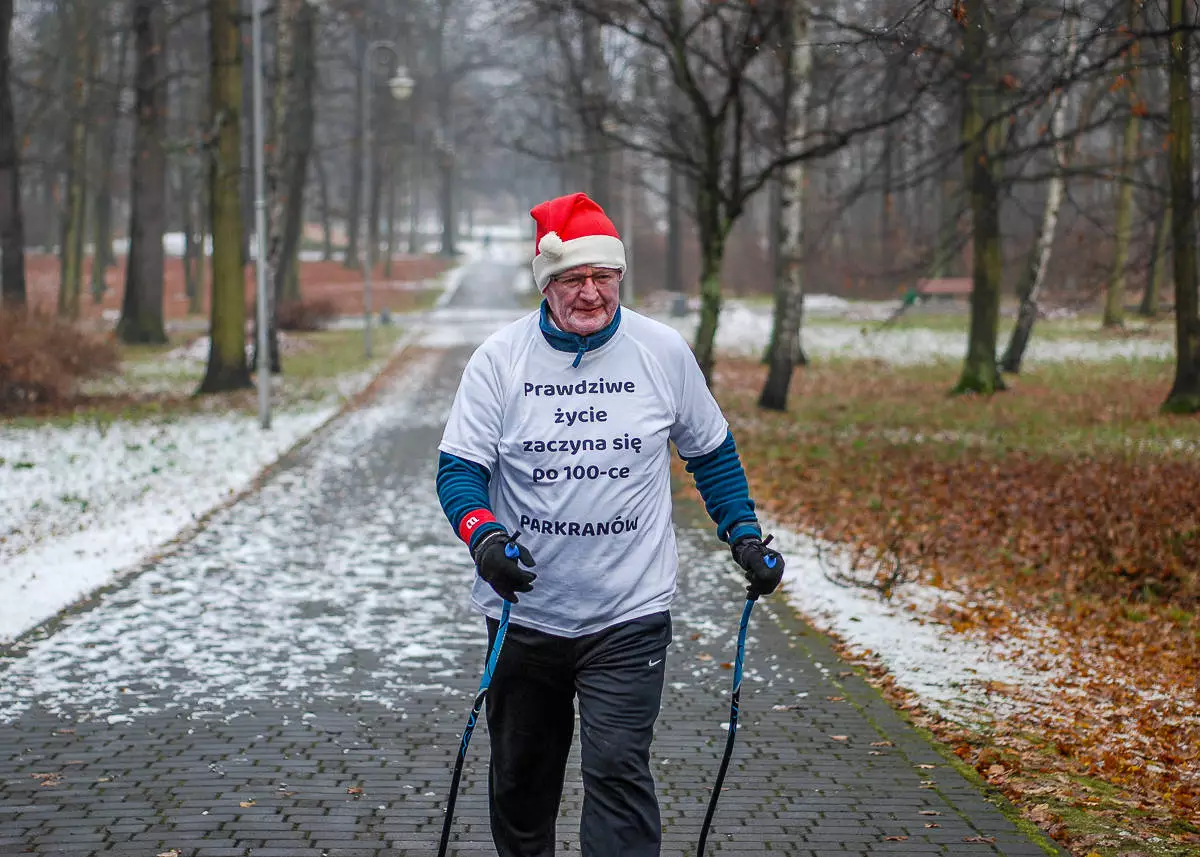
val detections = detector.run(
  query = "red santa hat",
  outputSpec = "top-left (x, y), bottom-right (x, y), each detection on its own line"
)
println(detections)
top-left (530, 192), bottom-right (627, 292)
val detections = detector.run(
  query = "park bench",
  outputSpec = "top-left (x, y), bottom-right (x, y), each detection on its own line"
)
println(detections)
top-left (915, 277), bottom-right (973, 301)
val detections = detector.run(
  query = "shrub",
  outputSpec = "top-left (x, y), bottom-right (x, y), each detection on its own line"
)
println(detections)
top-left (277, 297), bottom-right (339, 332)
top-left (0, 309), bottom-right (121, 412)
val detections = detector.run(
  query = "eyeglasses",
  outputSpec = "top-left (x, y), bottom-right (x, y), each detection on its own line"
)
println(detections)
top-left (552, 270), bottom-right (621, 290)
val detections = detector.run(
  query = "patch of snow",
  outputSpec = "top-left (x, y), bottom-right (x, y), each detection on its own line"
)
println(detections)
top-left (762, 521), bottom-right (1059, 725)
top-left (0, 409), bottom-right (336, 643)
top-left (652, 304), bottom-right (1174, 364)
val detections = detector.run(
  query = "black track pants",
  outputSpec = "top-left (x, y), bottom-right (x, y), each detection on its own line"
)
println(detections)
top-left (483, 611), bottom-right (672, 857)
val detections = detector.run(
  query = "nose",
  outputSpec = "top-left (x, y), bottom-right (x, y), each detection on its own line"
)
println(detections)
top-left (579, 278), bottom-right (601, 301)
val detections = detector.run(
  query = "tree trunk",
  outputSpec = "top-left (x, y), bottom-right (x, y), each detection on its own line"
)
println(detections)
top-left (384, 149), bottom-right (397, 278)
top-left (1140, 201), bottom-right (1169, 317)
top-left (581, 12), bottom-right (610, 210)
top-left (692, 184), bottom-right (727, 387)
top-left (435, 0), bottom-right (455, 258)
top-left (90, 23), bottom-right (130, 305)
top-left (929, 175), bottom-right (959, 278)
top-left (117, 0), bottom-right (168, 345)
top-left (182, 163), bottom-right (199, 306)
top-left (277, 0), bottom-right (315, 300)
top-left (760, 2), bottom-right (812, 412)
top-left (368, 143), bottom-right (383, 272)
top-left (0, 0), bottom-right (26, 308)
top-left (1000, 8), bottom-right (1077, 374)
top-left (58, 9), bottom-right (95, 320)
top-left (407, 149), bottom-right (422, 253)
top-left (199, 0), bottom-right (251, 394)
top-left (1103, 0), bottom-right (1142, 329)
top-left (314, 150), bottom-right (333, 260)
top-left (666, 164), bottom-right (682, 293)
top-left (261, 0), bottom-right (316, 372)
top-left (1163, 0), bottom-right (1200, 413)
top-left (439, 153), bottom-right (455, 257)
top-left (953, 0), bottom-right (1004, 395)
top-left (344, 29), bottom-right (365, 269)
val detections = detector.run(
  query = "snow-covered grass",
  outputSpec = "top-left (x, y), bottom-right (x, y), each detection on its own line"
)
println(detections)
top-left (652, 303), bottom-right (1176, 365)
top-left (0, 409), bottom-right (336, 643)
top-left (0, 326), bottom-right (420, 645)
top-left (766, 525), bottom-right (1055, 726)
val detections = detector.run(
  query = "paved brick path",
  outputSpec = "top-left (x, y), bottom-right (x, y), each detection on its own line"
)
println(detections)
top-left (0, 260), bottom-right (1062, 856)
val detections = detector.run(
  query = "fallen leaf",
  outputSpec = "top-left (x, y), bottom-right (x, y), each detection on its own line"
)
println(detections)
top-left (238, 800), bottom-right (256, 808)
top-left (347, 787), bottom-right (364, 795)
top-left (830, 735), bottom-right (848, 742)
top-left (963, 836), bottom-right (997, 843)
top-left (883, 835), bottom-right (909, 841)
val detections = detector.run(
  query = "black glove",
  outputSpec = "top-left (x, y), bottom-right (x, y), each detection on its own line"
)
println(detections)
top-left (731, 534), bottom-right (784, 599)
top-left (471, 530), bottom-right (537, 603)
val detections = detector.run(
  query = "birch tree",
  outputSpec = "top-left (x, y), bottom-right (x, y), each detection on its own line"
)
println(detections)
top-left (117, 0), bottom-right (167, 344)
top-left (199, 0), bottom-right (252, 394)
top-left (999, 4), bottom-right (1079, 374)
top-left (0, 0), bottom-right (24, 308)
top-left (759, 0), bottom-right (811, 412)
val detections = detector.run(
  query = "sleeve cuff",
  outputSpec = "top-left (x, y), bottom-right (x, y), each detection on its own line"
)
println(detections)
top-left (727, 521), bottom-right (762, 544)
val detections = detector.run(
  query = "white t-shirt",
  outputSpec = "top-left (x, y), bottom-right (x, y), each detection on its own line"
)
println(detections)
top-left (439, 307), bottom-right (729, 637)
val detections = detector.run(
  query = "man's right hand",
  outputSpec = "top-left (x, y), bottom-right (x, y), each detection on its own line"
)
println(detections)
top-left (471, 530), bottom-right (537, 603)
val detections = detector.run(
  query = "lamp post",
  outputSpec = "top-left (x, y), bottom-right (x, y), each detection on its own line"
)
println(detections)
top-left (360, 41), bottom-right (413, 359)
top-left (251, 0), bottom-right (270, 428)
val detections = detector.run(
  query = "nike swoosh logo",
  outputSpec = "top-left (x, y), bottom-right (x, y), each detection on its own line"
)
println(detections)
top-left (648, 659), bottom-right (663, 667)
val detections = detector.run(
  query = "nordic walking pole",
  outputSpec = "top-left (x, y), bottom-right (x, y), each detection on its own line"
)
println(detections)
top-left (437, 534), bottom-right (521, 857)
top-left (697, 535), bottom-right (778, 857)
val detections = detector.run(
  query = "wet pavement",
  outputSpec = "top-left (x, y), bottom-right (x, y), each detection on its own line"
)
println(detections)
top-left (0, 255), bottom-right (1062, 855)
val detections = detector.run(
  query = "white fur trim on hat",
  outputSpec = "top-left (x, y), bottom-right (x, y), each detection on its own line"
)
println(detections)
top-left (532, 234), bottom-right (626, 292)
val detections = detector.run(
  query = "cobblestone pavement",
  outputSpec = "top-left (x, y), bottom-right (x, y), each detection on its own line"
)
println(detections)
top-left (0, 259), bottom-right (1062, 856)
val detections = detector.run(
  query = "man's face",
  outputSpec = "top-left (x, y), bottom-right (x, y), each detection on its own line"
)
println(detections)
top-left (544, 265), bottom-right (622, 336)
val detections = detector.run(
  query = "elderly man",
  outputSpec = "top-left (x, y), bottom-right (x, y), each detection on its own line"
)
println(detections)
top-left (436, 191), bottom-right (784, 857)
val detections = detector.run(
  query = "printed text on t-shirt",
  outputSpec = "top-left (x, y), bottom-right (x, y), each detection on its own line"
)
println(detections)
top-left (524, 378), bottom-right (636, 397)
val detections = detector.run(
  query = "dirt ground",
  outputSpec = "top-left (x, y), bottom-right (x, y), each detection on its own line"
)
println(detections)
top-left (25, 254), bottom-right (454, 325)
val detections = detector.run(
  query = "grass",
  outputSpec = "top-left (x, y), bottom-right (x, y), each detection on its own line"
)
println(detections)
top-left (724, 356), bottom-right (1194, 459)
top-left (3, 326), bottom-right (408, 428)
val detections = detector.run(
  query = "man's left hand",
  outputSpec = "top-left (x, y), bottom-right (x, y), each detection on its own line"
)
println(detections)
top-left (731, 535), bottom-right (785, 598)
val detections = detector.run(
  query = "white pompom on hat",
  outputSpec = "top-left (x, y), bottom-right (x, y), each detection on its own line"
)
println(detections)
top-left (530, 192), bottom-right (627, 292)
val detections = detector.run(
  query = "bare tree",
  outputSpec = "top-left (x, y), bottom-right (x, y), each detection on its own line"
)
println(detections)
top-left (117, 0), bottom-right (168, 344)
top-left (0, 0), bottom-right (24, 307)
top-left (759, 0), bottom-right (811, 411)
top-left (261, 0), bottom-right (319, 373)
top-left (1162, 0), bottom-right (1200, 413)
top-left (1101, 0), bottom-right (1142, 329)
top-left (57, 1), bottom-right (97, 320)
top-left (1000, 4), bottom-right (1081, 374)
top-left (952, 0), bottom-right (1005, 395)
top-left (200, 0), bottom-right (252, 393)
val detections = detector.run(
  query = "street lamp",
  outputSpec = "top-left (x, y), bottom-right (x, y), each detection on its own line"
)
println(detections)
top-left (361, 41), bottom-right (414, 359)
